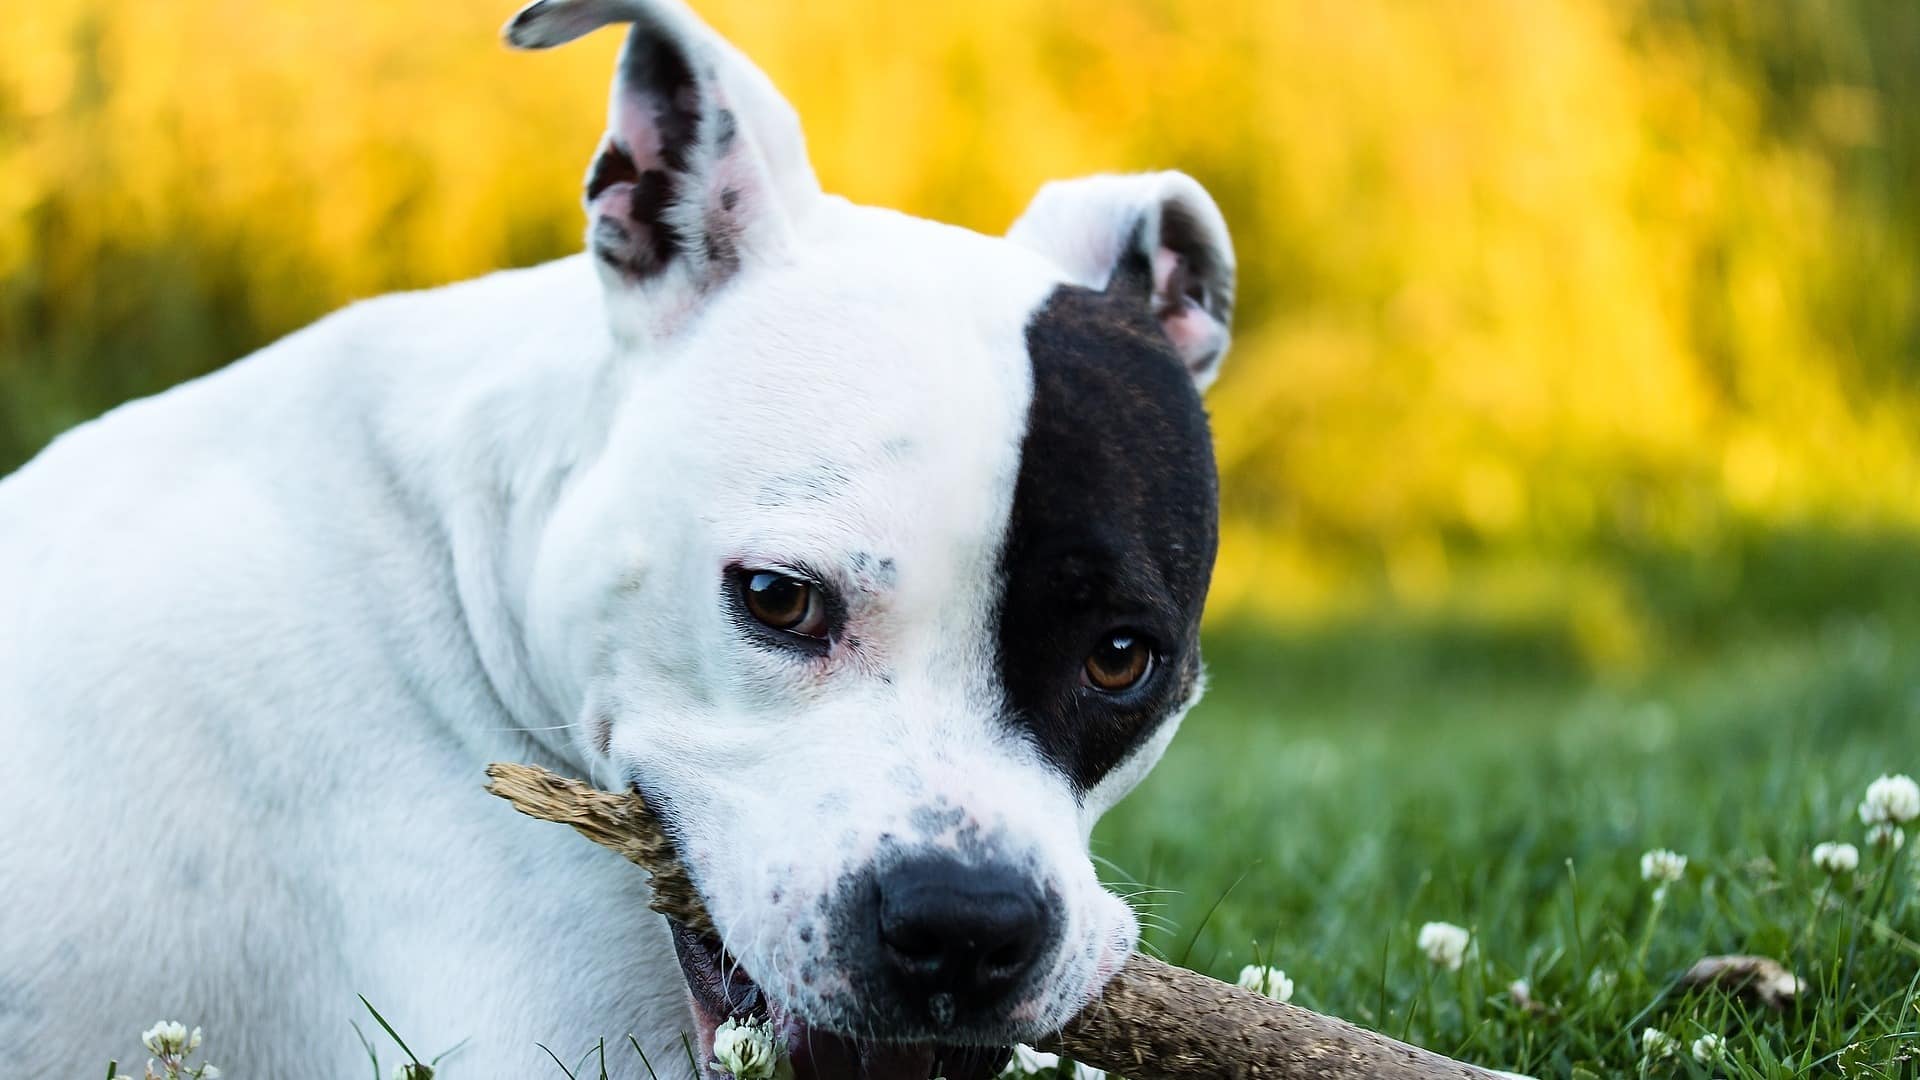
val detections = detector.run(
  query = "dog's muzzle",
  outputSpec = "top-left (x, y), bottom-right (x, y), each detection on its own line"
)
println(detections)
top-left (672, 854), bottom-right (1062, 1080)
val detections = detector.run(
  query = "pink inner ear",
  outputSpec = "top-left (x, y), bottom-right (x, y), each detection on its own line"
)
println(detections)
top-left (1150, 247), bottom-right (1227, 375)
top-left (588, 179), bottom-right (649, 243)
top-left (612, 91), bottom-right (669, 172)
top-left (1151, 247), bottom-right (1185, 299)
top-left (1159, 305), bottom-right (1228, 376)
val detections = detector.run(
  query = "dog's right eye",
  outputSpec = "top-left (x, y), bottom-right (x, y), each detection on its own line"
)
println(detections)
top-left (740, 570), bottom-right (829, 639)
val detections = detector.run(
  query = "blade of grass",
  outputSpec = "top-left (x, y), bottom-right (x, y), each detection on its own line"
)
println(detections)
top-left (358, 995), bottom-right (424, 1066)
top-left (350, 1018), bottom-right (382, 1080)
top-left (537, 1042), bottom-right (578, 1080)
top-left (628, 1034), bottom-right (663, 1080)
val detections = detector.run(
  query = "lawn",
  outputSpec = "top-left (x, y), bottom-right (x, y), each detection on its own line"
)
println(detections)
top-left (1094, 610), bottom-right (1919, 1078)
top-left (125, 543), bottom-right (1920, 1080)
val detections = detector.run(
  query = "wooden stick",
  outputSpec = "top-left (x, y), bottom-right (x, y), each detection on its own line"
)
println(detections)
top-left (485, 762), bottom-right (1499, 1080)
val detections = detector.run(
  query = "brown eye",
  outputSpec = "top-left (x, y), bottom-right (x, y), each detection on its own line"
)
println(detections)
top-left (1084, 633), bottom-right (1152, 693)
top-left (742, 571), bottom-right (829, 639)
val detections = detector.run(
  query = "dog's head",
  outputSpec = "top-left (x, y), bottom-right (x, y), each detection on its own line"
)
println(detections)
top-left (509, 1), bottom-right (1234, 1074)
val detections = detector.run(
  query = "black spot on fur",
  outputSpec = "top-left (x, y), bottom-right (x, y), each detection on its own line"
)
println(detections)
top-left (585, 140), bottom-right (640, 204)
top-left (849, 551), bottom-right (900, 590)
top-left (994, 285), bottom-right (1218, 793)
top-left (618, 29), bottom-right (699, 173)
top-left (911, 804), bottom-right (967, 837)
top-left (715, 108), bottom-right (738, 149)
top-left (590, 169), bottom-right (682, 279)
top-left (584, 24), bottom-right (725, 282)
top-left (590, 217), bottom-right (637, 275)
top-left (720, 186), bottom-right (741, 212)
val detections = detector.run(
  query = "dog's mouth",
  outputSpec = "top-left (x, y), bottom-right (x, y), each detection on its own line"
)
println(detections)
top-left (670, 922), bottom-right (1014, 1080)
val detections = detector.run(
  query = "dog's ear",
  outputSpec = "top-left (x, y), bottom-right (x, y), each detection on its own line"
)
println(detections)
top-left (1008, 172), bottom-right (1236, 391)
top-left (505, 0), bottom-right (820, 343)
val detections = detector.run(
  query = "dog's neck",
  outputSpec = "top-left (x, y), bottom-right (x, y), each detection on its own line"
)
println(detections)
top-left (353, 255), bottom-right (627, 775)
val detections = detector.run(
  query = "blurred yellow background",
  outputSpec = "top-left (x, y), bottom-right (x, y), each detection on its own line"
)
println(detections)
top-left (5, 0), bottom-right (1918, 669)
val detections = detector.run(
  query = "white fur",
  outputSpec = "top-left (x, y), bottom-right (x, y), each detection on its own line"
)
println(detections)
top-left (1009, 171), bottom-right (1236, 389)
top-left (0, 2), bottom-right (1233, 1074)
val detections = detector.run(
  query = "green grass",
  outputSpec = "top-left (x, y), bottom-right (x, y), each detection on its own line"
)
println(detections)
top-left (107, 535), bottom-right (1920, 1079)
top-left (112, 619), bottom-right (1919, 1078)
top-left (1094, 613), bottom-right (1919, 1077)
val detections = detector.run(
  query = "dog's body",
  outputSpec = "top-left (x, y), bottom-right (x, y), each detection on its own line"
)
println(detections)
top-left (1, 257), bottom-right (694, 1073)
top-left (0, 3), bottom-right (1237, 1076)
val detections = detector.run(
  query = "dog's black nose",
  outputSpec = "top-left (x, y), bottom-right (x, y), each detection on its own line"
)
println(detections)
top-left (875, 856), bottom-right (1049, 1015)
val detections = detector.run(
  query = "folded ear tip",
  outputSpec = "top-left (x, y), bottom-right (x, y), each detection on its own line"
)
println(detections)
top-left (502, 2), bottom-right (555, 48)
top-left (1151, 171), bottom-right (1236, 265)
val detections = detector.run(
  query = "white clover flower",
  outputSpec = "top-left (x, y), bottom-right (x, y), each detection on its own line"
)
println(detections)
top-left (1506, 979), bottom-right (1548, 1014)
top-left (200, 1068), bottom-right (221, 1079)
top-left (142, 1021), bottom-right (190, 1058)
top-left (1640, 849), bottom-right (1687, 885)
top-left (1812, 841), bottom-right (1860, 875)
top-left (1002, 1045), bottom-right (1060, 1076)
top-left (1690, 1033), bottom-right (1726, 1065)
top-left (1417, 921), bottom-right (1471, 971)
top-left (999, 1046), bottom-right (1103, 1078)
top-left (1587, 967), bottom-right (1618, 995)
top-left (1236, 964), bottom-right (1295, 1002)
top-left (710, 1016), bottom-right (791, 1080)
top-left (1639, 1027), bottom-right (1680, 1061)
top-left (1868, 823), bottom-right (1906, 850)
top-left (1860, 775), bottom-right (1920, 826)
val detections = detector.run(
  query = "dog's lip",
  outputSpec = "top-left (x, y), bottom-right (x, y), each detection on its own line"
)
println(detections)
top-left (667, 921), bottom-right (1013, 1080)
top-left (670, 917), bottom-right (762, 1018)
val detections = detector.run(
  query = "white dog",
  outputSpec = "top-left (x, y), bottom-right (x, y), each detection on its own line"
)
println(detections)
top-left (0, 1), bottom-right (1235, 1076)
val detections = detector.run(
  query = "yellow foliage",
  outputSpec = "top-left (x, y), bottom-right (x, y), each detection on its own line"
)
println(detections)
top-left (3, 0), bottom-right (1918, 661)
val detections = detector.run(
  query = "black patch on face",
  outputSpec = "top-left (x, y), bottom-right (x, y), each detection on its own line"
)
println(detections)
top-left (995, 283), bottom-right (1218, 793)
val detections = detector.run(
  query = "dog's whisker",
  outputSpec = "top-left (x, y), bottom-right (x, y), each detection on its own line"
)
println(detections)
top-left (1105, 881), bottom-right (1177, 895)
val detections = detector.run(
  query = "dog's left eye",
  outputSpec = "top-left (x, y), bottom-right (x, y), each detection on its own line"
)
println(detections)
top-left (1083, 632), bottom-right (1153, 693)
top-left (740, 570), bottom-right (830, 639)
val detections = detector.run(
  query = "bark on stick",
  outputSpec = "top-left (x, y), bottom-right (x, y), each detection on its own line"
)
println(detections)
top-left (484, 762), bottom-right (1500, 1080)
